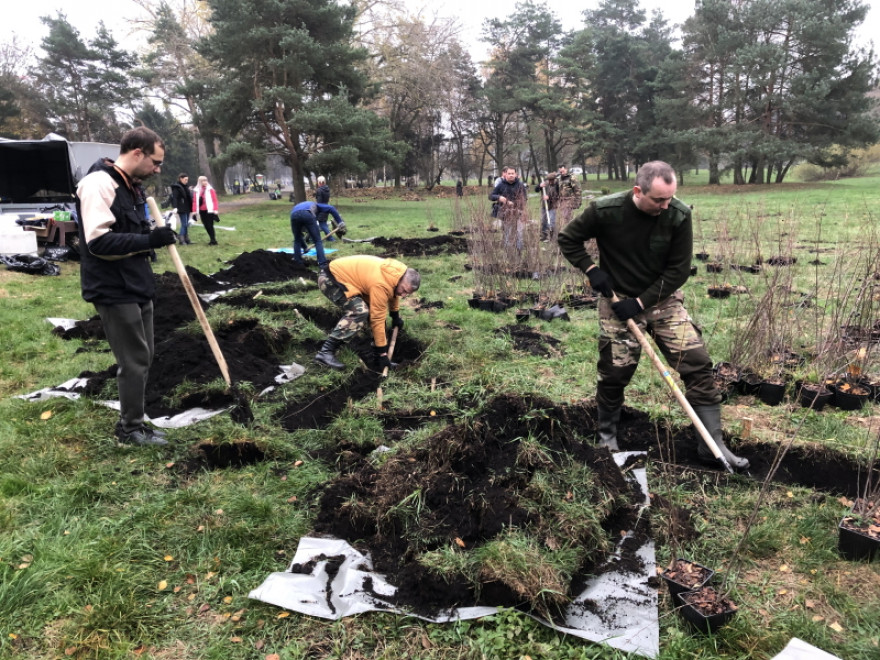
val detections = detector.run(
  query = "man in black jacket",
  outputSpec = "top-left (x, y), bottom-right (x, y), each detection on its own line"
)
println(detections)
top-left (489, 166), bottom-right (528, 252)
top-left (170, 173), bottom-right (194, 244)
top-left (76, 127), bottom-right (177, 447)
top-left (558, 160), bottom-right (748, 470)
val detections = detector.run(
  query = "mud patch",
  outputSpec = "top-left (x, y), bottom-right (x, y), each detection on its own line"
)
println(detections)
top-left (495, 324), bottom-right (563, 357)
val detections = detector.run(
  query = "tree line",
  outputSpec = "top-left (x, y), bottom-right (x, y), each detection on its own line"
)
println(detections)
top-left (0, 0), bottom-right (876, 197)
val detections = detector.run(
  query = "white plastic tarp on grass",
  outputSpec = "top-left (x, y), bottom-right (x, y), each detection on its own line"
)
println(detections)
top-left (249, 452), bottom-right (659, 658)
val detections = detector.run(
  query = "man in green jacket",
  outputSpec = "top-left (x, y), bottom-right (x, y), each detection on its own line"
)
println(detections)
top-left (558, 161), bottom-right (748, 470)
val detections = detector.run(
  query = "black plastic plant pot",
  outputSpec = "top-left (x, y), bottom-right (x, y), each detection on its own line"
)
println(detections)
top-left (706, 263), bottom-right (724, 273)
top-left (659, 558), bottom-right (714, 600)
top-left (798, 384), bottom-right (832, 411)
top-left (738, 372), bottom-right (763, 396)
top-left (839, 517), bottom-right (880, 561)
top-left (515, 309), bottom-right (530, 323)
top-left (677, 587), bottom-right (737, 634)
top-left (833, 386), bottom-right (869, 411)
top-left (758, 381), bottom-right (786, 406)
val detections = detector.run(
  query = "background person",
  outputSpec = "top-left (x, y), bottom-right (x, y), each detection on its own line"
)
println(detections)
top-left (289, 200), bottom-right (346, 269)
top-left (75, 126), bottom-right (176, 446)
top-left (558, 160), bottom-right (748, 470)
top-left (557, 165), bottom-right (582, 224)
top-left (313, 176), bottom-right (337, 241)
top-left (170, 173), bottom-right (193, 244)
top-left (315, 255), bottom-right (420, 370)
top-left (192, 175), bottom-right (219, 245)
top-left (489, 166), bottom-right (528, 252)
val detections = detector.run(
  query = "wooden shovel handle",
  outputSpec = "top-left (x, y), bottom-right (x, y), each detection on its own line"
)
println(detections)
top-left (146, 197), bottom-right (232, 387)
top-left (610, 292), bottom-right (734, 474)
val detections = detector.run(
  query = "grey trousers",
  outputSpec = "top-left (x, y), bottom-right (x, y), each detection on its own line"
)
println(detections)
top-left (94, 301), bottom-right (154, 433)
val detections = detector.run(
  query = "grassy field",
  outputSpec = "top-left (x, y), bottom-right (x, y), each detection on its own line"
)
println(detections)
top-left (0, 174), bottom-right (879, 659)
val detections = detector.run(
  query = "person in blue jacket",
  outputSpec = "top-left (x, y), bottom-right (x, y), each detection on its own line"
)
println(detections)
top-left (289, 201), bottom-right (346, 268)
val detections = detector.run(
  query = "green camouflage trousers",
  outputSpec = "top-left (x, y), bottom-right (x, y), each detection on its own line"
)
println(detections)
top-left (318, 272), bottom-right (370, 342)
top-left (596, 290), bottom-right (720, 409)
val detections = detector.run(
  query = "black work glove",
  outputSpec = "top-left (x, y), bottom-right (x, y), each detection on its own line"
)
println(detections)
top-left (373, 345), bottom-right (397, 370)
top-left (335, 220), bottom-right (347, 237)
top-left (587, 267), bottom-right (614, 298)
top-left (611, 298), bottom-right (643, 321)
top-left (148, 226), bottom-right (177, 248)
top-left (389, 310), bottom-right (404, 330)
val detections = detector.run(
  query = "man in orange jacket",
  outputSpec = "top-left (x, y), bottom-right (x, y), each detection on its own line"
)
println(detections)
top-left (315, 255), bottom-right (421, 369)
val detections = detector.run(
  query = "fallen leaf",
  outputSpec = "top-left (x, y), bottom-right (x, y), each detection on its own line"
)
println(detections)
top-left (429, 410), bottom-right (436, 416)
top-left (158, 580), bottom-right (168, 591)
top-left (454, 537), bottom-right (466, 548)
top-left (829, 621), bottom-right (844, 632)
top-left (786, 491), bottom-right (793, 498)
top-left (40, 410), bottom-right (52, 420)
top-left (164, 555), bottom-right (174, 561)
top-left (800, 536), bottom-right (810, 545)
top-left (199, 603), bottom-right (211, 614)
top-left (777, 589), bottom-right (788, 595)
top-left (779, 565), bottom-right (790, 572)
top-left (812, 615), bottom-right (824, 622)
top-left (205, 571), bottom-right (216, 579)
top-left (165, 462), bottom-right (175, 468)
top-left (277, 612), bottom-right (289, 619)
top-left (287, 496), bottom-right (297, 503)
top-left (255, 640), bottom-right (265, 650)
top-left (64, 647), bottom-right (77, 656)
top-left (214, 509), bottom-right (224, 515)
top-left (266, 654), bottom-right (281, 660)
top-left (187, 593), bottom-right (196, 601)
top-left (231, 637), bottom-right (242, 643)
top-left (805, 599), bottom-right (816, 609)
top-left (8, 634), bottom-right (17, 640)
top-left (294, 460), bottom-right (303, 467)
top-left (223, 596), bottom-right (233, 604)
top-left (197, 525), bottom-right (205, 532)
top-left (173, 586), bottom-right (182, 593)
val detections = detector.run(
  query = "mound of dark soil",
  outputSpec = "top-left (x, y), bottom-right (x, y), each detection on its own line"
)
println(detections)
top-left (214, 249), bottom-right (317, 287)
top-left (314, 394), bottom-right (645, 618)
top-left (371, 235), bottom-right (468, 257)
top-left (77, 319), bottom-right (291, 417)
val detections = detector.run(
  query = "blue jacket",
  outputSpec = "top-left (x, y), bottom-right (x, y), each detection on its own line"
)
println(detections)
top-left (290, 201), bottom-right (343, 225)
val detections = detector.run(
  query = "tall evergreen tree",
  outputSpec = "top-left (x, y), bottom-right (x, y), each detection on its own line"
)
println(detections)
top-left (32, 14), bottom-right (138, 142)
top-left (199, 0), bottom-right (402, 201)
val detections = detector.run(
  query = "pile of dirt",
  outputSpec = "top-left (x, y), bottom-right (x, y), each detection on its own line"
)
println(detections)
top-left (371, 235), bottom-right (468, 257)
top-left (313, 393), bottom-right (646, 619)
top-left (76, 319), bottom-right (291, 417)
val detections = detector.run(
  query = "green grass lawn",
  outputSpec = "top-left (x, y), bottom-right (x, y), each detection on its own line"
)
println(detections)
top-left (0, 178), bottom-right (878, 659)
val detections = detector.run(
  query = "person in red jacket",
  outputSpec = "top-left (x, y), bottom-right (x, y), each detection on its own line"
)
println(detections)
top-left (192, 175), bottom-right (219, 245)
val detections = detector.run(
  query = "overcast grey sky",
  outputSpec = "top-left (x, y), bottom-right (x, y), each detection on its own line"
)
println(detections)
top-left (6, 0), bottom-right (879, 62)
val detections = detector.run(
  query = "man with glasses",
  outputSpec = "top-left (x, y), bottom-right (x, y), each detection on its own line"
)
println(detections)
top-left (75, 126), bottom-right (177, 447)
top-left (314, 255), bottom-right (420, 371)
top-left (558, 161), bottom-right (748, 470)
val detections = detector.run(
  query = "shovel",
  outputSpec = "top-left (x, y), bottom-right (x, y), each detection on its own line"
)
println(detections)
top-left (376, 326), bottom-right (399, 407)
top-left (611, 292), bottom-right (735, 474)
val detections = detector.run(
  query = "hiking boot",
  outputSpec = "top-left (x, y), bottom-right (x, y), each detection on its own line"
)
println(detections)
top-left (315, 338), bottom-right (345, 369)
top-left (692, 404), bottom-right (749, 470)
top-left (116, 427), bottom-right (168, 447)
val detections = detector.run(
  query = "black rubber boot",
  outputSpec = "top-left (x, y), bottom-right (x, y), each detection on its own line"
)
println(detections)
top-left (692, 404), bottom-right (749, 470)
top-left (314, 338), bottom-right (345, 369)
top-left (597, 405), bottom-right (621, 450)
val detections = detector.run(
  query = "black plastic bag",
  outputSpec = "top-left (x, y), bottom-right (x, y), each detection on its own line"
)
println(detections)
top-left (43, 245), bottom-right (76, 262)
top-left (0, 253), bottom-right (61, 276)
